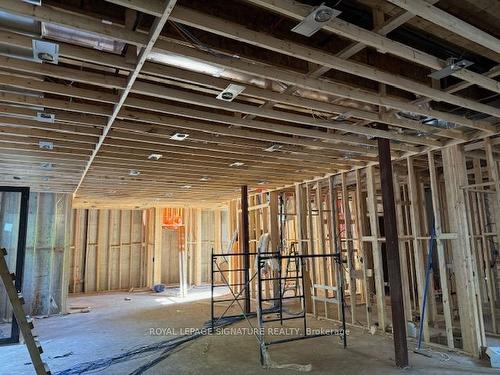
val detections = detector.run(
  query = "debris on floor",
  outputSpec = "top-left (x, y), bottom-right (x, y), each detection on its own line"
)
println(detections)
top-left (68, 305), bottom-right (91, 314)
top-left (153, 284), bottom-right (167, 293)
top-left (53, 352), bottom-right (73, 359)
top-left (486, 347), bottom-right (500, 368)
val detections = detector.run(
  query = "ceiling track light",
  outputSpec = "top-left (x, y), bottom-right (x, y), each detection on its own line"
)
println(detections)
top-left (129, 169), bottom-right (140, 176)
top-left (291, 4), bottom-right (341, 37)
top-left (200, 176), bottom-right (210, 181)
top-left (428, 58), bottom-right (473, 80)
top-left (181, 185), bottom-right (192, 189)
top-left (229, 161), bottom-right (245, 167)
top-left (216, 84), bottom-right (246, 102)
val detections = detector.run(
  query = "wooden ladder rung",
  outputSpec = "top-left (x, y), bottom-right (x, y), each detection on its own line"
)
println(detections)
top-left (0, 248), bottom-right (51, 375)
top-left (34, 340), bottom-right (44, 354)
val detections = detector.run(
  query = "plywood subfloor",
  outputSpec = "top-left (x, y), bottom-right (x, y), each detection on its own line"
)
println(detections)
top-left (0, 288), bottom-right (495, 374)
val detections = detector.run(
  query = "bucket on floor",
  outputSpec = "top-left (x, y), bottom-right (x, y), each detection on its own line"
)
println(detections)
top-left (153, 284), bottom-right (166, 293)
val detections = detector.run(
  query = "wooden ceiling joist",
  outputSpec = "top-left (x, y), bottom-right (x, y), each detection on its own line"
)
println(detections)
top-left (0, 0), bottom-right (497, 205)
top-left (246, 0), bottom-right (500, 95)
top-left (387, 0), bottom-right (500, 56)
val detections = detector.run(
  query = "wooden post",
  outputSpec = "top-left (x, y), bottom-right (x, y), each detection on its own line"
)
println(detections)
top-left (153, 207), bottom-right (163, 286)
top-left (329, 178), bottom-right (342, 319)
top-left (428, 151), bottom-right (455, 348)
top-left (366, 166), bottom-right (387, 331)
top-left (407, 156), bottom-right (429, 343)
top-left (240, 185), bottom-right (251, 314)
top-left (442, 145), bottom-right (484, 356)
top-left (392, 170), bottom-right (413, 324)
top-left (341, 173), bottom-right (356, 324)
top-left (355, 170), bottom-right (372, 326)
top-left (377, 130), bottom-right (408, 368)
top-left (269, 191), bottom-right (280, 304)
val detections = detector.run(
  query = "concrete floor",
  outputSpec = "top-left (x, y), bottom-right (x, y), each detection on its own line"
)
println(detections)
top-left (0, 287), bottom-right (496, 375)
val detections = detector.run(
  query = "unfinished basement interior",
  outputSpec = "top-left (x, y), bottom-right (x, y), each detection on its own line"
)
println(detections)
top-left (0, 0), bottom-right (500, 374)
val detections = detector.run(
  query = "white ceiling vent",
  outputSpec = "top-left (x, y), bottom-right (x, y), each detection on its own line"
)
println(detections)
top-left (148, 153), bottom-right (163, 161)
top-left (170, 132), bottom-right (189, 141)
top-left (216, 84), bottom-right (246, 102)
top-left (40, 162), bottom-right (53, 170)
top-left (36, 112), bottom-right (55, 123)
top-left (291, 4), bottom-right (341, 37)
top-left (39, 140), bottom-right (53, 150)
top-left (33, 39), bottom-right (59, 64)
top-left (264, 144), bottom-right (283, 152)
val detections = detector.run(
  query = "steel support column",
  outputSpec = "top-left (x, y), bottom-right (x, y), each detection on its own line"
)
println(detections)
top-left (240, 185), bottom-right (251, 313)
top-left (377, 126), bottom-right (409, 368)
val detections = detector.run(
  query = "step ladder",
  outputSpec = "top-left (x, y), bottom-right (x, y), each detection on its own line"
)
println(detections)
top-left (282, 242), bottom-right (301, 297)
top-left (0, 248), bottom-right (51, 375)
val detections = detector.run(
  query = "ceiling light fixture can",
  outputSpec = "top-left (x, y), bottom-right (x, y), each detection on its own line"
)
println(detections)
top-left (148, 153), bottom-right (163, 161)
top-left (314, 8), bottom-right (334, 22)
top-left (170, 133), bottom-right (189, 141)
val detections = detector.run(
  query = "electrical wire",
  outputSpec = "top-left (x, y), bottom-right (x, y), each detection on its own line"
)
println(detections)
top-left (170, 21), bottom-right (232, 60)
top-left (55, 315), bottom-right (246, 375)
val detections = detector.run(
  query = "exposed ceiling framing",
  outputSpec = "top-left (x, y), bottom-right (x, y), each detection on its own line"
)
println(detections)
top-left (0, 0), bottom-right (497, 207)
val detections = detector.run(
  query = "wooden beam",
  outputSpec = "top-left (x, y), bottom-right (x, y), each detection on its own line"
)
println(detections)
top-left (169, 6), bottom-right (500, 119)
top-left (387, 0), bottom-right (500, 55)
top-left (75, 0), bottom-right (178, 193)
top-left (246, 0), bottom-right (500, 94)
top-left (160, 40), bottom-right (494, 132)
top-left (105, 0), bottom-right (164, 17)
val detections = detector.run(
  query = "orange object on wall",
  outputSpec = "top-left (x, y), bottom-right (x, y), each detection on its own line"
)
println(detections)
top-left (162, 208), bottom-right (183, 228)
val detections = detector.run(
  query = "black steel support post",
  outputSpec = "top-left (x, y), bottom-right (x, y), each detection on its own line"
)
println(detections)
top-left (211, 248), bottom-right (215, 331)
top-left (240, 185), bottom-right (251, 314)
top-left (377, 125), bottom-right (409, 368)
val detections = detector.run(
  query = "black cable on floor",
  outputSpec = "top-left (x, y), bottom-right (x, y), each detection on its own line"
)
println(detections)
top-left (55, 315), bottom-right (245, 375)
